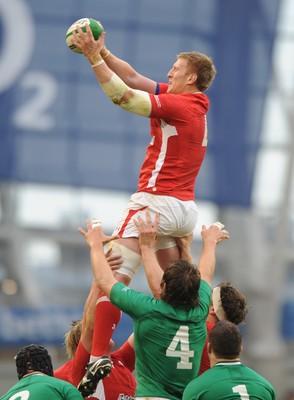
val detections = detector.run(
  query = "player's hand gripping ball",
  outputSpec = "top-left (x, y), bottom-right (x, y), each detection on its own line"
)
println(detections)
top-left (66, 18), bottom-right (104, 54)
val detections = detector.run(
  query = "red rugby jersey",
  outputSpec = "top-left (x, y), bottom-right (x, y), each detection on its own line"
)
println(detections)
top-left (88, 340), bottom-right (136, 400)
top-left (198, 320), bottom-right (215, 376)
top-left (55, 340), bottom-right (136, 400)
top-left (137, 83), bottom-right (209, 200)
top-left (54, 340), bottom-right (89, 385)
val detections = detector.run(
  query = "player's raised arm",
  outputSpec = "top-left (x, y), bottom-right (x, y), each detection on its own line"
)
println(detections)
top-left (100, 45), bottom-right (157, 93)
top-left (198, 223), bottom-right (230, 286)
top-left (79, 219), bottom-right (119, 297)
top-left (134, 212), bottom-right (163, 299)
top-left (71, 25), bottom-right (153, 118)
top-left (67, 18), bottom-right (157, 93)
top-left (80, 279), bottom-right (99, 353)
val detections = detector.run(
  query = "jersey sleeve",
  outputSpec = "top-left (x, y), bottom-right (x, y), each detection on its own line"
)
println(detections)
top-left (157, 82), bottom-right (169, 94)
top-left (71, 340), bottom-right (90, 386)
top-left (149, 91), bottom-right (209, 122)
top-left (110, 282), bottom-right (157, 319)
top-left (111, 340), bottom-right (136, 372)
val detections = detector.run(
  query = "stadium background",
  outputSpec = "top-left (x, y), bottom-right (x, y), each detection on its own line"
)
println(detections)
top-left (0, 0), bottom-right (293, 397)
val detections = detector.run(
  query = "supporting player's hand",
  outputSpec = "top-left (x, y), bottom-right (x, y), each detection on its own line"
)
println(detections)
top-left (79, 219), bottom-right (119, 248)
top-left (105, 247), bottom-right (123, 271)
top-left (201, 222), bottom-right (230, 245)
top-left (134, 211), bottom-right (160, 250)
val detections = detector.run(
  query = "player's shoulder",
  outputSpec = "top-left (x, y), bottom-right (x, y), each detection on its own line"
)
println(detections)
top-left (184, 367), bottom-right (215, 393)
top-left (241, 364), bottom-right (275, 386)
top-left (157, 82), bottom-right (169, 94)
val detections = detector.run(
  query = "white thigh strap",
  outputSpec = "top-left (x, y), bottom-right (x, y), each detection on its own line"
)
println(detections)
top-left (109, 241), bottom-right (142, 279)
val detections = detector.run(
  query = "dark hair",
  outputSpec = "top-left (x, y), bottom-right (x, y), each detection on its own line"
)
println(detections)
top-left (160, 260), bottom-right (201, 310)
top-left (15, 344), bottom-right (54, 379)
top-left (177, 51), bottom-right (216, 92)
top-left (219, 282), bottom-right (248, 325)
top-left (209, 320), bottom-right (242, 359)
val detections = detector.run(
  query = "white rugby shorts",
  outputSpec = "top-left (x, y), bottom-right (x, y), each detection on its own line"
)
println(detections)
top-left (112, 191), bottom-right (199, 251)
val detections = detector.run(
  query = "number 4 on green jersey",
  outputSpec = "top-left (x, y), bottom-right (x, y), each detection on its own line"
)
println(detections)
top-left (166, 326), bottom-right (194, 369)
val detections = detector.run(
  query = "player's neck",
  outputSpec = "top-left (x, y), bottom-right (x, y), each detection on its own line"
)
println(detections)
top-left (23, 371), bottom-right (47, 378)
top-left (185, 86), bottom-right (201, 94)
top-left (211, 357), bottom-right (240, 367)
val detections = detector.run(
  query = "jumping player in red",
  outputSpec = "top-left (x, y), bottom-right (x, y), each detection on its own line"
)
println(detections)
top-left (71, 22), bottom-right (216, 378)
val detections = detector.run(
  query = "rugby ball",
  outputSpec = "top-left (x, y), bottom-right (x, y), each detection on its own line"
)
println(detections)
top-left (66, 18), bottom-right (104, 54)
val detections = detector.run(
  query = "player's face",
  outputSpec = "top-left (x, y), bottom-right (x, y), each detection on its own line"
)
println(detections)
top-left (167, 58), bottom-right (195, 94)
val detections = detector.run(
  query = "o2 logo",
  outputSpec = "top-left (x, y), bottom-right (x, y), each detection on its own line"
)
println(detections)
top-left (0, 0), bottom-right (58, 131)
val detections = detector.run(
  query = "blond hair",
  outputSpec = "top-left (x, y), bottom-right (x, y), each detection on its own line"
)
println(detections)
top-left (177, 51), bottom-right (216, 92)
top-left (64, 319), bottom-right (82, 359)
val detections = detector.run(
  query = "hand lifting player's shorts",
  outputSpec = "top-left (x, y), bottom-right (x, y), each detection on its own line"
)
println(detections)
top-left (110, 192), bottom-right (199, 278)
top-left (113, 192), bottom-right (198, 248)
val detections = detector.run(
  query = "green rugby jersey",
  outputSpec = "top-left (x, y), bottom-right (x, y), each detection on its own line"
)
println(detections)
top-left (110, 279), bottom-right (212, 400)
top-left (183, 361), bottom-right (277, 399)
top-left (0, 374), bottom-right (83, 400)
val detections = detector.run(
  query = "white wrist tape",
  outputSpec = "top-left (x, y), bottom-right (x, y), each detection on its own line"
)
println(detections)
top-left (91, 59), bottom-right (104, 68)
top-left (92, 218), bottom-right (102, 228)
top-left (213, 221), bottom-right (224, 230)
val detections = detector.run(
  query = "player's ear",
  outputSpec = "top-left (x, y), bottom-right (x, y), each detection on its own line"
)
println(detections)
top-left (207, 342), bottom-right (212, 355)
top-left (188, 73), bottom-right (197, 85)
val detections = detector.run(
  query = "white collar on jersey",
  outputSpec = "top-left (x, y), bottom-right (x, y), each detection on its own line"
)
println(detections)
top-left (215, 361), bottom-right (242, 366)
